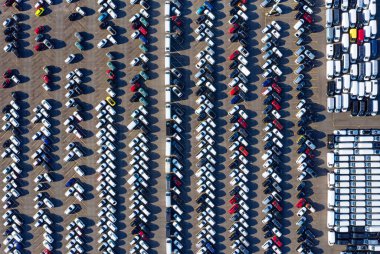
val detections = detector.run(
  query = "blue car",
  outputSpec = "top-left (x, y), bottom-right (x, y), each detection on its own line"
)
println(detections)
top-left (41, 136), bottom-right (51, 145)
top-left (231, 95), bottom-right (241, 104)
top-left (65, 178), bottom-right (76, 187)
top-left (204, 1), bottom-right (213, 11)
top-left (98, 12), bottom-right (108, 22)
top-left (139, 35), bottom-right (148, 44)
top-left (262, 79), bottom-right (273, 87)
top-left (196, 5), bottom-right (206, 15)
top-left (371, 40), bottom-right (377, 58)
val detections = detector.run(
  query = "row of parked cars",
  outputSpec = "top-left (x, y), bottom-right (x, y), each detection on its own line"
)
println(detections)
top-left (163, 0), bottom-right (186, 253)
top-left (325, 0), bottom-right (378, 116)
top-left (292, 1), bottom-right (319, 253)
top-left (3, 14), bottom-right (21, 57)
top-left (1, 94), bottom-right (24, 254)
top-left (128, 0), bottom-right (152, 253)
top-left (226, 1), bottom-right (251, 254)
top-left (259, 19), bottom-right (285, 254)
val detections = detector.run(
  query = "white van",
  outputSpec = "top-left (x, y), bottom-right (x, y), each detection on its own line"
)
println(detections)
top-left (342, 93), bottom-right (349, 112)
top-left (350, 43), bottom-right (358, 63)
top-left (165, 54), bottom-right (171, 69)
top-left (327, 60), bottom-right (334, 80)
top-left (165, 69), bottom-right (170, 86)
top-left (364, 25), bottom-right (371, 42)
top-left (327, 97), bottom-right (335, 113)
top-left (327, 153), bottom-right (335, 168)
top-left (370, 80), bottom-right (378, 99)
top-left (349, 9), bottom-right (357, 27)
top-left (341, 12), bottom-right (349, 32)
top-left (165, 103), bottom-right (171, 119)
top-left (328, 189), bottom-right (335, 208)
top-left (369, 0), bottom-right (376, 18)
top-left (165, 87), bottom-right (171, 103)
top-left (165, 34), bottom-right (171, 52)
top-left (342, 33), bottom-right (349, 52)
top-left (335, 77), bottom-right (342, 93)
top-left (365, 62), bottom-right (372, 80)
top-left (164, 1), bottom-right (170, 16)
top-left (342, 53), bottom-right (350, 73)
top-left (350, 64), bottom-right (358, 80)
top-left (165, 17), bottom-right (171, 33)
top-left (326, 27), bottom-right (334, 43)
top-left (342, 74), bottom-right (350, 92)
top-left (371, 100), bottom-right (378, 116)
top-left (371, 60), bottom-right (378, 79)
top-left (350, 80), bottom-right (358, 98)
top-left (165, 138), bottom-right (171, 156)
top-left (341, 0), bottom-right (349, 10)
top-left (363, 9), bottom-right (370, 25)
top-left (370, 20), bottom-right (377, 39)
top-left (334, 94), bottom-right (342, 112)
top-left (326, 9), bottom-right (333, 27)
top-left (364, 42), bottom-right (371, 61)
top-left (365, 81), bottom-right (372, 96)
top-left (327, 210), bottom-right (335, 229)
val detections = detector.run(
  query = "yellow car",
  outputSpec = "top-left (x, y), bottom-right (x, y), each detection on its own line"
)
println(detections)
top-left (35, 7), bottom-right (45, 17)
top-left (106, 96), bottom-right (116, 106)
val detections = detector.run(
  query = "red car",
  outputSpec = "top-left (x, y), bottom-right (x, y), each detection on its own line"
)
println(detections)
top-left (229, 195), bottom-right (238, 204)
top-left (131, 23), bottom-right (141, 30)
top-left (272, 236), bottom-right (283, 247)
top-left (139, 230), bottom-right (148, 240)
top-left (306, 150), bottom-right (315, 159)
top-left (229, 50), bottom-right (240, 60)
top-left (42, 74), bottom-right (50, 83)
top-left (271, 100), bottom-right (281, 110)
top-left (139, 26), bottom-right (148, 36)
top-left (272, 83), bottom-right (282, 94)
top-left (43, 250), bottom-right (52, 254)
top-left (230, 86), bottom-right (239, 95)
top-left (239, 146), bottom-right (249, 157)
top-left (296, 198), bottom-right (306, 208)
top-left (2, 79), bottom-right (11, 88)
top-left (34, 43), bottom-right (45, 51)
top-left (34, 25), bottom-right (44, 34)
top-left (229, 24), bottom-right (239, 33)
top-left (272, 119), bottom-right (283, 130)
top-left (238, 117), bottom-right (247, 128)
top-left (130, 82), bottom-right (141, 92)
top-left (106, 70), bottom-right (116, 80)
top-left (172, 16), bottom-right (183, 26)
top-left (3, 69), bottom-right (12, 78)
top-left (272, 200), bottom-right (283, 212)
top-left (172, 175), bottom-right (182, 187)
top-left (229, 204), bottom-right (239, 214)
top-left (357, 28), bottom-right (364, 45)
top-left (302, 13), bottom-right (313, 24)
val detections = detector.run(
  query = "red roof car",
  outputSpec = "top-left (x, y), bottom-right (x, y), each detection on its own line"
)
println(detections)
top-left (230, 86), bottom-right (239, 95)
top-left (172, 175), bottom-right (182, 187)
top-left (229, 24), bottom-right (239, 33)
top-left (229, 204), bottom-right (239, 214)
top-left (271, 100), bottom-right (281, 110)
top-left (229, 195), bottom-right (238, 204)
top-left (296, 198), bottom-right (307, 208)
top-left (34, 25), bottom-right (44, 34)
top-left (106, 70), bottom-right (116, 80)
top-left (2, 79), bottom-right (11, 88)
top-left (272, 119), bottom-right (283, 130)
top-left (42, 75), bottom-right (50, 83)
top-left (139, 26), bottom-right (148, 36)
top-left (302, 13), bottom-right (313, 24)
top-left (272, 83), bottom-right (282, 94)
top-left (172, 16), bottom-right (183, 26)
top-left (3, 69), bottom-right (12, 78)
top-left (238, 117), bottom-right (247, 128)
top-left (357, 28), bottom-right (364, 45)
top-left (272, 236), bottom-right (283, 247)
top-left (272, 200), bottom-right (283, 212)
top-left (43, 250), bottom-right (52, 254)
top-left (229, 50), bottom-right (240, 60)
top-left (239, 146), bottom-right (249, 156)
top-left (34, 43), bottom-right (45, 51)
top-left (130, 82), bottom-right (141, 92)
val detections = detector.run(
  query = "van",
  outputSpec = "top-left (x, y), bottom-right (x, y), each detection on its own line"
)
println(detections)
top-left (165, 87), bottom-right (171, 103)
top-left (350, 64), bottom-right (358, 80)
top-left (166, 238), bottom-right (172, 254)
top-left (364, 42), bottom-right (371, 61)
top-left (165, 54), bottom-right (170, 69)
top-left (371, 100), bottom-right (378, 116)
top-left (326, 27), bottom-right (334, 43)
top-left (370, 20), bottom-right (377, 39)
top-left (342, 12), bottom-right (349, 32)
top-left (350, 80), bottom-right (358, 98)
top-left (342, 74), bottom-right (350, 92)
top-left (328, 189), bottom-right (335, 208)
top-left (342, 33), bottom-right (349, 52)
top-left (342, 54), bottom-right (349, 73)
top-left (365, 81), bottom-right (372, 96)
top-left (365, 62), bottom-right (372, 80)
top-left (327, 210), bottom-right (335, 229)
top-left (350, 43), bottom-right (358, 63)
top-left (327, 60), bottom-right (334, 80)
top-left (327, 172), bottom-right (335, 186)
top-left (166, 138), bottom-right (172, 156)
top-left (127, 119), bottom-right (139, 131)
top-left (366, 226), bottom-right (380, 232)
top-left (371, 60), bottom-right (378, 79)
top-left (335, 94), bottom-right (342, 112)
top-left (165, 103), bottom-right (171, 119)
top-left (165, 191), bottom-right (171, 207)
top-left (165, 70), bottom-right (170, 86)
top-left (364, 25), bottom-right (371, 42)
top-left (327, 97), bottom-right (335, 113)
top-left (164, 1), bottom-right (170, 16)
top-left (349, 9), bottom-right (357, 28)
top-left (342, 94), bottom-right (349, 112)
top-left (358, 62), bottom-right (365, 80)
top-left (350, 28), bottom-right (357, 43)
top-left (165, 18), bottom-right (171, 33)
top-left (165, 34), bottom-right (171, 52)
top-left (334, 60), bottom-right (341, 77)
top-left (370, 80), bottom-right (378, 99)
top-left (326, 9), bottom-right (333, 27)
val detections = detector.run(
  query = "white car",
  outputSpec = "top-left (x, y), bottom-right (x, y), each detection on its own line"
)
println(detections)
top-left (107, 8), bottom-right (117, 18)
top-left (205, 54), bottom-right (215, 65)
top-left (97, 39), bottom-right (108, 48)
top-left (106, 88), bottom-right (116, 97)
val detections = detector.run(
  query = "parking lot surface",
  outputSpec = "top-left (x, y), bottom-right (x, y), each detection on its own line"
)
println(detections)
top-left (0, 0), bottom-right (379, 253)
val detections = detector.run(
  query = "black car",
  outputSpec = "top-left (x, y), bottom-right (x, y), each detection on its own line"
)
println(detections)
top-left (296, 81), bottom-right (307, 91)
top-left (263, 95), bottom-right (274, 105)
top-left (196, 15), bottom-right (207, 24)
top-left (230, 6), bottom-right (239, 15)
top-left (297, 181), bottom-right (306, 191)
top-left (297, 191), bottom-right (306, 198)
top-left (4, 27), bottom-right (13, 35)
top-left (358, 100), bottom-right (366, 116)
top-left (229, 60), bottom-right (239, 69)
top-left (5, 35), bottom-right (13, 42)
top-left (230, 114), bottom-right (239, 123)
top-left (264, 141), bottom-right (274, 150)
top-left (296, 225), bottom-right (307, 235)
top-left (237, 30), bottom-right (247, 38)
top-left (230, 0), bottom-right (240, 6)
top-left (239, 39), bottom-right (248, 47)
top-left (230, 33), bottom-right (239, 42)
top-left (130, 74), bottom-right (140, 84)
top-left (264, 230), bottom-right (274, 238)
top-left (68, 12), bottom-right (80, 21)
top-left (294, 11), bottom-right (304, 20)
top-left (100, 21), bottom-right (110, 30)
top-left (196, 86), bottom-right (207, 96)
top-left (130, 92), bottom-right (142, 102)
top-left (263, 178), bottom-right (274, 187)
top-left (264, 186), bottom-right (274, 194)
top-left (263, 105), bottom-right (273, 115)
top-left (230, 69), bottom-right (239, 78)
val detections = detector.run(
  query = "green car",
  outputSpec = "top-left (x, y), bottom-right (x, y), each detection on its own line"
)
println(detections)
top-left (75, 41), bottom-right (84, 51)
top-left (139, 97), bottom-right (148, 106)
top-left (139, 71), bottom-right (149, 81)
top-left (140, 17), bottom-right (149, 27)
top-left (138, 87), bottom-right (148, 97)
top-left (139, 44), bottom-right (148, 53)
top-left (107, 61), bottom-right (116, 71)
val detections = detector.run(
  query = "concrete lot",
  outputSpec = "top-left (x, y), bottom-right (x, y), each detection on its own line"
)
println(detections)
top-left (0, 0), bottom-right (378, 253)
